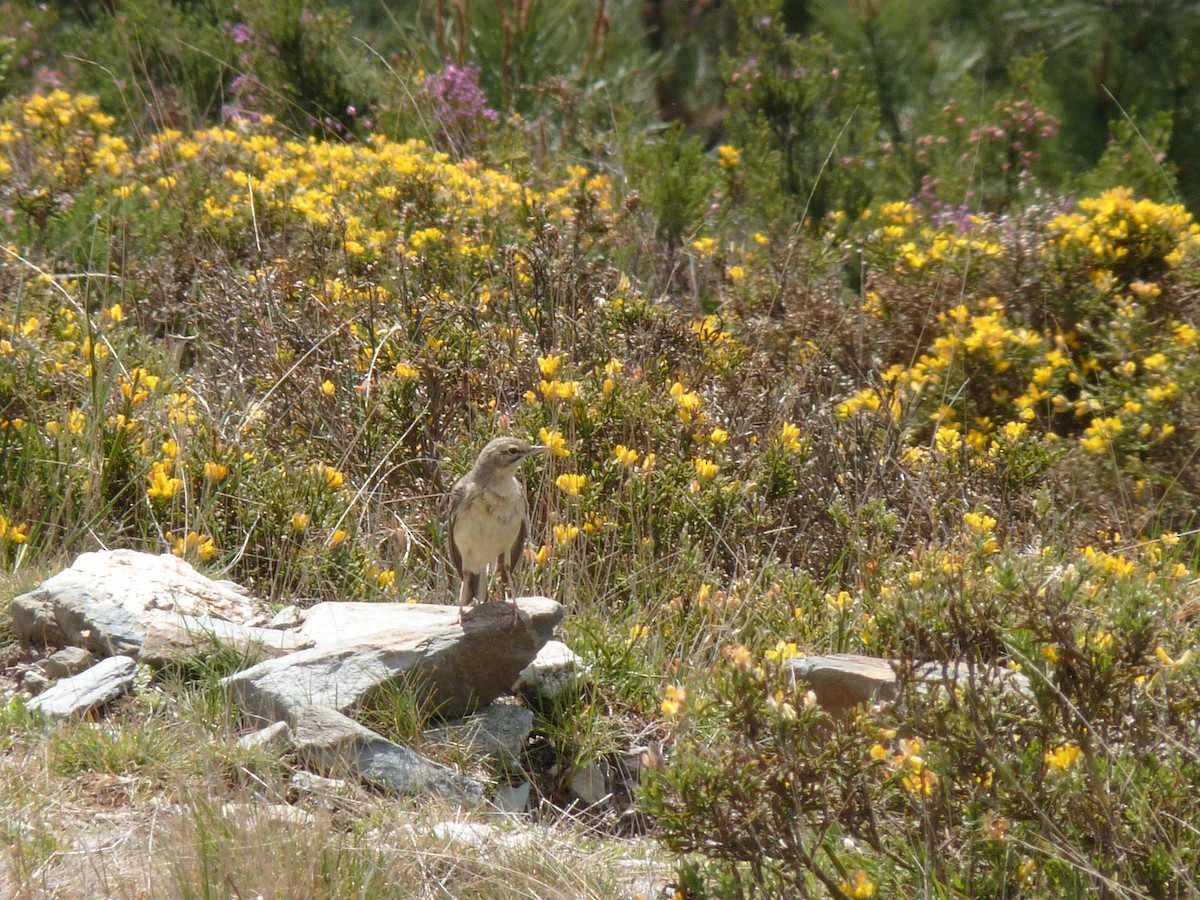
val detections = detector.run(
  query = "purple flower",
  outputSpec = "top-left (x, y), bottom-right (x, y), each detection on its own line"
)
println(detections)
top-left (421, 60), bottom-right (498, 153)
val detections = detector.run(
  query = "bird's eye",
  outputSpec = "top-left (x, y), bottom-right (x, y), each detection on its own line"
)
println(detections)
top-left (508, 447), bottom-right (522, 455)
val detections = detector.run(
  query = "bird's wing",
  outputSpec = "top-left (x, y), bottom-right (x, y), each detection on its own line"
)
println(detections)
top-left (447, 479), bottom-right (466, 574)
top-left (507, 508), bottom-right (528, 572)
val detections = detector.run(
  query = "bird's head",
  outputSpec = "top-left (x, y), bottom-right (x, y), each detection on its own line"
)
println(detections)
top-left (473, 436), bottom-right (551, 477)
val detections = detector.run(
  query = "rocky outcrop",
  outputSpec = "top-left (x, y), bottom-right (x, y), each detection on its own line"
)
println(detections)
top-left (223, 597), bottom-right (563, 725)
top-left (8, 551), bottom-right (567, 806)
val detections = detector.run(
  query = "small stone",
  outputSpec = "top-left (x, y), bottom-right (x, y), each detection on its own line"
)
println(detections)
top-left (292, 705), bottom-right (484, 803)
top-left (290, 770), bottom-right (351, 798)
top-left (27, 655), bottom-right (138, 718)
top-left (268, 605), bottom-right (304, 629)
top-left (514, 640), bottom-right (589, 702)
top-left (44, 646), bottom-right (96, 679)
top-left (237, 720), bottom-right (293, 753)
top-left (20, 669), bottom-right (52, 695)
top-left (221, 801), bottom-right (314, 827)
top-left (568, 762), bottom-right (609, 807)
top-left (492, 781), bottom-right (532, 814)
top-left (431, 821), bottom-right (496, 846)
top-left (425, 703), bottom-right (533, 760)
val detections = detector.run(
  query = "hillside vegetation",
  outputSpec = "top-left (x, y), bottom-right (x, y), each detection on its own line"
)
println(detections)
top-left (2, 1), bottom-right (1200, 897)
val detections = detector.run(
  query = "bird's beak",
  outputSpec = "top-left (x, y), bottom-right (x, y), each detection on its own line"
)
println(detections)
top-left (527, 445), bottom-right (552, 457)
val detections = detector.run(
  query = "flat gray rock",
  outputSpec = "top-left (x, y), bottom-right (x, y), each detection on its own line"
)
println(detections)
top-left (786, 654), bottom-right (1033, 716)
top-left (11, 550), bottom-right (272, 658)
top-left (425, 702), bottom-right (534, 759)
top-left (140, 613), bottom-right (308, 665)
top-left (293, 705), bottom-right (483, 803)
top-left (224, 596), bottom-right (563, 725)
top-left (28, 655), bottom-right (138, 718)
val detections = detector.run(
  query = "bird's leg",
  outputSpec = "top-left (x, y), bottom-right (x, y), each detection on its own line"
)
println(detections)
top-left (497, 555), bottom-right (519, 626)
top-left (497, 555), bottom-right (512, 600)
top-left (457, 572), bottom-right (472, 625)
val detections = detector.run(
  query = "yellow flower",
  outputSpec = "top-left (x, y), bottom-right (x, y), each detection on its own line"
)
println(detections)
top-left (661, 684), bottom-right (687, 717)
top-left (539, 428), bottom-right (570, 457)
top-left (321, 379), bottom-right (336, 396)
top-left (328, 529), bottom-right (348, 549)
top-left (691, 237), bottom-right (718, 258)
top-left (555, 473), bottom-right (587, 496)
top-left (539, 379), bottom-right (581, 401)
top-left (106, 303), bottom-right (123, 323)
top-left (693, 458), bottom-right (719, 480)
top-left (764, 640), bottom-right (799, 662)
top-left (147, 462), bottom-right (183, 500)
top-left (709, 427), bottom-right (729, 445)
top-left (204, 461), bottom-right (229, 484)
top-left (394, 363), bottom-right (420, 381)
top-left (1044, 743), bottom-right (1081, 771)
top-left (0, 514), bottom-right (28, 544)
top-left (902, 768), bottom-right (939, 796)
top-left (839, 870), bottom-right (875, 899)
top-left (963, 511), bottom-right (996, 532)
top-left (292, 512), bottom-right (310, 532)
top-left (779, 422), bottom-right (802, 451)
top-left (553, 523), bottom-right (580, 546)
top-left (614, 444), bottom-right (639, 467)
top-left (717, 144), bottom-right (741, 169)
top-left (670, 381), bottom-right (703, 425)
top-left (311, 464), bottom-right (345, 490)
top-left (537, 354), bottom-right (563, 378)
top-left (727, 265), bottom-right (747, 283)
top-left (626, 623), bottom-right (648, 646)
top-left (376, 569), bottom-right (397, 589)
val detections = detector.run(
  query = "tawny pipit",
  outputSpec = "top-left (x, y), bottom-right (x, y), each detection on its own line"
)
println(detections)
top-left (448, 437), bottom-right (550, 623)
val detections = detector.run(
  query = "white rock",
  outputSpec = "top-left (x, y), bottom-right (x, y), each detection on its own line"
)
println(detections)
top-left (491, 781), bottom-right (532, 814)
top-left (514, 640), bottom-right (589, 701)
top-left (28, 655), bottom-right (137, 718)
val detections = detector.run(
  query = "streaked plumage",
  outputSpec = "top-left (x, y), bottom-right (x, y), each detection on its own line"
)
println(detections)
top-left (448, 437), bottom-right (549, 623)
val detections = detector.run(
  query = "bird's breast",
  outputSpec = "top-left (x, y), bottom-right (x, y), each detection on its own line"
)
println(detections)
top-left (452, 478), bottom-right (526, 570)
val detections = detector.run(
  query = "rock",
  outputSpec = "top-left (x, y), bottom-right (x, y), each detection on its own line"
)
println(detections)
top-left (292, 705), bottom-right (484, 803)
top-left (224, 596), bottom-right (563, 726)
top-left (20, 669), bottom-right (51, 695)
top-left (140, 613), bottom-right (308, 665)
top-left (289, 770), bottom-right (352, 798)
top-left (11, 550), bottom-right (273, 658)
top-left (237, 720), bottom-right (293, 753)
top-left (425, 702), bottom-right (533, 760)
top-left (568, 762), bottom-right (609, 807)
top-left (425, 820), bottom-right (538, 851)
top-left (268, 605), bottom-right (304, 629)
top-left (220, 802), bottom-right (314, 828)
top-left (786, 654), bottom-right (1034, 717)
top-left (514, 640), bottom-right (589, 702)
top-left (785, 655), bottom-right (899, 715)
top-left (44, 646), bottom-right (96, 679)
top-left (27, 655), bottom-right (138, 718)
top-left (431, 821), bottom-right (495, 846)
top-left (492, 781), bottom-right (532, 814)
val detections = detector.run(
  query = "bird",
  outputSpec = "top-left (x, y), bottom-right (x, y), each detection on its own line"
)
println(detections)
top-left (447, 436), bottom-right (550, 624)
